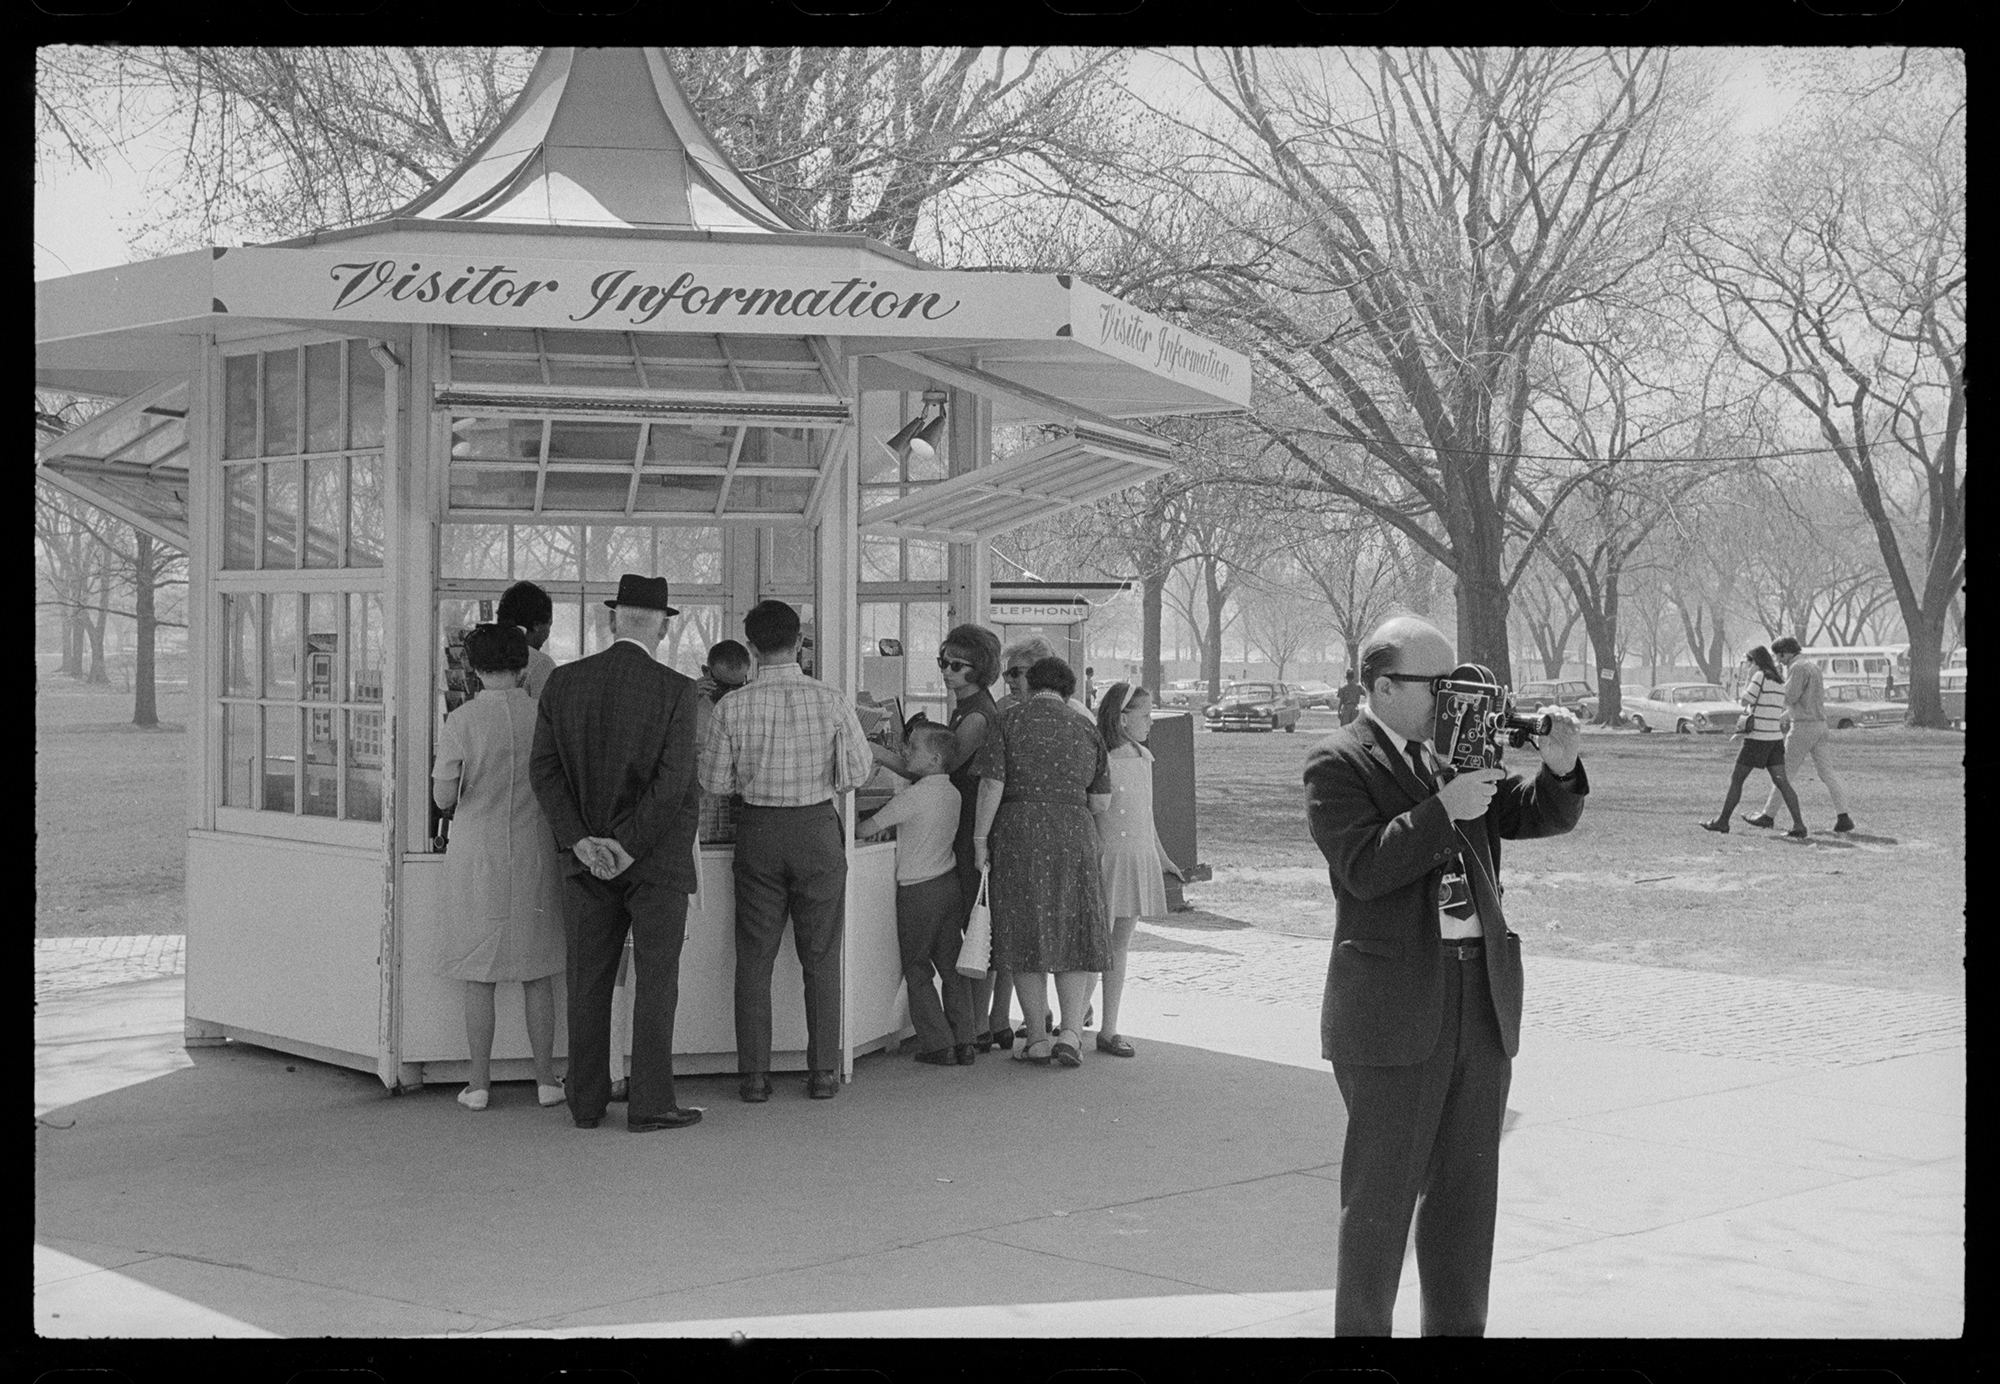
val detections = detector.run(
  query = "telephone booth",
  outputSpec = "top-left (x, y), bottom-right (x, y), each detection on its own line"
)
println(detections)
top-left (34, 46), bottom-right (1249, 1090)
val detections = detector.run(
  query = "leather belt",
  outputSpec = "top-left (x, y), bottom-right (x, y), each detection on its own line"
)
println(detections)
top-left (1440, 937), bottom-right (1484, 960)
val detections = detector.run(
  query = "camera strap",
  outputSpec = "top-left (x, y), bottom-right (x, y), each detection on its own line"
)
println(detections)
top-left (1410, 742), bottom-right (1478, 922)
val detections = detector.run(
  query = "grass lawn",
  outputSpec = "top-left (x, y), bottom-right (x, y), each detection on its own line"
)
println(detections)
top-left (1181, 708), bottom-right (1966, 998)
top-left (36, 677), bottom-right (189, 939)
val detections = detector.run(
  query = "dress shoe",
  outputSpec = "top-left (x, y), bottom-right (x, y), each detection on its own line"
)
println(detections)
top-left (807, 1071), bottom-right (840, 1099)
top-left (456, 1086), bottom-right (489, 1111)
top-left (1699, 819), bottom-right (1729, 833)
top-left (973, 1031), bottom-right (996, 1054)
top-left (608, 1078), bottom-right (629, 1103)
top-left (993, 1027), bottom-right (1015, 1051)
top-left (1051, 1030), bottom-right (1083, 1068)
top-left (1834, 814), bottom-right (1856, 833)
top-left (573, 1116), bottom-right (602, 1129)
top-left (913, 1047), bottom-right (956, 1066)
top-left (628, 1108), bottom-right (703, 1132)
top-left (739, 1075), bottom-right (773, 1103)
top-left (1095, 1033), bottom-right (1136, 1058)
top-left (1741, 813), bottom-right (1776, 829)
top-left (954, 1043), bottom-right (977, 1066)
top-left (1786, 826), bottom-right (1811, 840)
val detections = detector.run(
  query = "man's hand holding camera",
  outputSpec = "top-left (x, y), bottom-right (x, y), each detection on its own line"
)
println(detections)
top-left (1437, 767), bottom-right (1503, 821)
top-left (1534, 706), bottom-right (1581, 777)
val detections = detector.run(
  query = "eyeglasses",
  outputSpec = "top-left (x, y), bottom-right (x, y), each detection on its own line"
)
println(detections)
top-left (1002, 667), bottom-right (1032, 679)
top-left (1381, 672), bottom-right (1449, 693)
top-left (936, 657), bottom-right (975, 674)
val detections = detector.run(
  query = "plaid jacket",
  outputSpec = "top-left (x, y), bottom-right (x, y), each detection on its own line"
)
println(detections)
top-left (530, 640), bottom-right (701, 891)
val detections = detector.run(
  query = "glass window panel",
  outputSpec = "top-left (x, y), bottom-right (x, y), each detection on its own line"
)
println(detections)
top-left (859, 484), bottom-right (905, 517)
top-left (737, 427), bottom-right (816, 469)
top-left (224, 355), bottom-right (258, 459)
top-left (766, 527), bottom-right (815, 586)
top-left (862, 537), bottom-right (902, 582)
top-left (263, 460), bottom-right (300, 568)
top-left (262, 706), bottom-right (299, 813)
top-left (906, 541), bottom-right (947, 581)
top-left (659, 605), bottom-right (720, 679)
top-left (448, 466), bottom-right (540, 512)
top-left (547, 420), bottom-right (642, 462)
top-left (304, 594), bottom-right (341, 702)
top-left (859, 393), bottom-right (907, 484)
top-left (542, 596), bottom-right (585, 664)
top-left (224, 594), bottom-right (259, 696)
top-left (546, 358), bottom-right (643, 388)
top-left (222, 705), bottom-right (257, 808)
top-left (449, 356), bottom-right (546, 385)
top-left (540, 329), bottom-right (632, 357)
top-left (631, 474), bottom-right (724, 514)
top-left (451, 416), bottom-right (544, 461)
top-left (223, 465), bottom-right (259, 568)
top-left (726, 337), bottom-right (817, 364)
top-left (348, 455), bottom-right (384, 567)
top-left (343, 710), bottom-right (384, 822)
top-left (540, 468), bottom-right (635, 512)
top-left (645, 425), bottom-right (735, 468)
top-left (905, 602), bottom-right (948, 719)
top-left (304, 342), bottom-right (342, 452)
top-left (347, 340), bottom-right (385, 449)
top-left (440, 523), bottom-right (510, 579)
top-left (514, 525), bottom-right (584, 582)
top-left (738, 366), bottom-right (827, 395)
top-left (639, 363), bottom-right (737, 391)
top-left (721, 476), bottom-right (813, 513)
top-left (582, 600), bottom-right (616, 656)
top-left (303, 457), bottom-right (343, 568)
top-left (585, 526), bottom-right (654, 583)
top-left (635, 334), bottom-right (724, 361)
top-left (265, 594), bottom-right (299, 700)
top-left (656, 527), bottom-right (723, 584)
top-left (303, 699), bottom-right (340, 818)
top-left (348, 594), bottom-right (385, 704)
top-left (262, 349), bottom-right (300, 456)
top-left (450, 326), bottom-right (539, 354)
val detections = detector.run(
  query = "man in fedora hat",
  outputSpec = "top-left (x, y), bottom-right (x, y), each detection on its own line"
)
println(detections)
top-left (530, 574), bottom-right (704, 1132)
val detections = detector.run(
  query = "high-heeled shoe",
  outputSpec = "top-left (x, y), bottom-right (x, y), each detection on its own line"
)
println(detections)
top-left (1051, 1029), bottom-right (1083, 1068)
top-left (457, 1086), bottom-right (489, 1111)
top-left (993, 1027), bottom-right (1015, 1051)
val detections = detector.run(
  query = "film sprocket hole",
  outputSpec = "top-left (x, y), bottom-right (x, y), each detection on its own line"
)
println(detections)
top-left (1431, 663), bottom-right (1554, 774)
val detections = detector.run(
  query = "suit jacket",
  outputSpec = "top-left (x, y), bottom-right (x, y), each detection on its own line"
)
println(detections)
top-left (1304, 715), bottom-right (1588, 1066)
top-left (530, 640), bottom-right (702, 893)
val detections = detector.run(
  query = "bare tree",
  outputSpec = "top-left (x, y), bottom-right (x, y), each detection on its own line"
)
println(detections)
top-left (1282, 508), bottom-right (1429, 675)
top-left (1239, 565), bottom-right (1323, 682)
top-left (1683, 48), bottom-right (1963, 725)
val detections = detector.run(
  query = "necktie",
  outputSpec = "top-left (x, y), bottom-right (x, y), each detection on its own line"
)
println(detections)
top-left (1407, 740), bottom-right (1435, 790)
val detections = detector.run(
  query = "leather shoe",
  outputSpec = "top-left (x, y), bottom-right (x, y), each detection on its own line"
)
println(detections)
top-left (913, 1048), bottom-right (955, 1066)
top-left (1833, 814), bottom-right (1856, 833)
top-left (1699, 819), bottom-right (1729, 833)
top-left (573, 1116), bottom-right (602, 1129)
top-left (954, 1043), bottom-right (977, 1066)
top-left (628, 1108), bottom-right (703, 1132)
top-left (807, 1071), bottom-right (840, 1099)
top-left (739, 1075), bottom-right (773, 1103)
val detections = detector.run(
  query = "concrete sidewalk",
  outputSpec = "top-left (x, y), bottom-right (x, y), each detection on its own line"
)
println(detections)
top-left (34, 930), bottom-right (1963, 1339)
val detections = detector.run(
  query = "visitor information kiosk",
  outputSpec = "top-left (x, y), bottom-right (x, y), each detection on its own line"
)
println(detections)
top-left (34, 47), bottom-right (1249, 1090)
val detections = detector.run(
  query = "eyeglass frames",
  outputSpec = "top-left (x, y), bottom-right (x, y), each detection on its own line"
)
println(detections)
top-left (936, 657), bottom-right (975, 674)
top-left (1380, 672), bottom-right (1449, 693)
top-left (1002, 666), bottom-right (1032, 679)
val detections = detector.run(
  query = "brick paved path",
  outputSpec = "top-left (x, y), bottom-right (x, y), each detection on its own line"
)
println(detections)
top-left (37, 925), bottom-right (1963, 1069)
top-left (1127, 917), bottom-right (1964, 1069)
top-left (35, 935), bottom-right (185, 998)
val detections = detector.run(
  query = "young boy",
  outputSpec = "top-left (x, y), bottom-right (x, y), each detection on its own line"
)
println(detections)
top-left (860, 723), bottom-right (977, 1066)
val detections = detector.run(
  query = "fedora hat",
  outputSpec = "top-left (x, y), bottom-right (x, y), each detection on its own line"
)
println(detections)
top-left (604, 574), bottom-right (678, 615)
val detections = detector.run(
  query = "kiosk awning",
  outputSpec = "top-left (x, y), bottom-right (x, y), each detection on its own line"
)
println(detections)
top-left (860, 431), bottom-right (1176, 543)
top-left (35, 379), bottom-right (191, 548)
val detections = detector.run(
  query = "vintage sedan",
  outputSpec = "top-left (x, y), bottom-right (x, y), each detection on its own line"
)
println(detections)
top-left (1516, 679), bottom-right (1594, 716)
top-left (1202, 681), bottom-right (1303, 732)
top-left (1622, 683), bottom-right (1743, 735)
top-left (1158, 678), bottom-right (1217, 708)
top-left (1292, 680), bottom-right (1339, 710)
top-left (1823, 683), bottom-right (1905, 730)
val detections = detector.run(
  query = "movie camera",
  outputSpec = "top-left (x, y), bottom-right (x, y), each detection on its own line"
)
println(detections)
top-left (1431, 664), bottom-right (1554, 774)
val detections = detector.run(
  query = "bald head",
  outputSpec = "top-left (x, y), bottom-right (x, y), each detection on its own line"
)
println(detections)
top-left (1359, 617), bottom-right (1457, 742)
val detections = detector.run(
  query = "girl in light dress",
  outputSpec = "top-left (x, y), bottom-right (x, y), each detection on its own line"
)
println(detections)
top-left (1086, 683), bottom-right (1184, 1057)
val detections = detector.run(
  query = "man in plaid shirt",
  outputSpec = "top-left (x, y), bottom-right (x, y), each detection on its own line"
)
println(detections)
top-left (699, 600), bottom-right (874, 1101)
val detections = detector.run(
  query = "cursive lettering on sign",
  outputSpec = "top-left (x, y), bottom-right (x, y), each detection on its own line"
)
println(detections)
top-left (329, 261), bottom-right (558, 314)
top-left (569, 270), bottom-right (961, 327)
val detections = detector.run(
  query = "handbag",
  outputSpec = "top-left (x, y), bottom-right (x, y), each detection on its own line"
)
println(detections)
top-left (956, 866), bottom-right (993, 978)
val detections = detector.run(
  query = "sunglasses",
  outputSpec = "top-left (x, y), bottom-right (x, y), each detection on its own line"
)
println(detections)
top-left (1002, 667), bottom-right (1032, 679)
top-left (1381, 672), bottom-right (1450, 693)
top-left (936, 657), bottom-right (975, 674)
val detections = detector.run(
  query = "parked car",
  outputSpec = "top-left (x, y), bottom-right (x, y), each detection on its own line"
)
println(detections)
top-left (1515, 679), bottom-right (1593, 717)
top-left (1939, 669), bottom-right (1966, 727)
top-left (1158, 678), bottom-right (1217, 708)
top-left (1622, 683), bottom-right (1743, 735)
top-left (1823, 683), bottom-right (1904, 730)
top-left (1575, 684), bottom-right (1632, 724)
top-left (1292, 680), bottom-right (1338, 710)
top-left (1202, 681), bottom-right (1303, 732)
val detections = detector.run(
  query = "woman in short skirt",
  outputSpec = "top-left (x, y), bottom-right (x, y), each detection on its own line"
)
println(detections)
top-left (1701, 644), bottom-right (1808, 839)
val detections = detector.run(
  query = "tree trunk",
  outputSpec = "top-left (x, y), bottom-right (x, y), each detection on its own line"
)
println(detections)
top-left (1202, 556), bottom-right (1225, 701)
top-left (85, 595), bottom-right (110, 684)
top-left (1902, 612), bottom-right (1948, 729)
top-left (1141, 575), bottom-right (1164, 695)
top-left (1578, 605), bottom-right (1624, 725)
top-left (62, 610), bottom-right (85, 678)
top-left (133, 531), bottom-right (159, 727)
top-left (1453, 570), bottom-right (1513, 685)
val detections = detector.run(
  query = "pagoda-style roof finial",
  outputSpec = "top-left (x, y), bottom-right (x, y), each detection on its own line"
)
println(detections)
top-left (395, 48), bottom-right (798, 234)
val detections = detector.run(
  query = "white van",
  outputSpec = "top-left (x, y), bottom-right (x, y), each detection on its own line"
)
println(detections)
top-left (1798, 645), bottom-right (1908, 691)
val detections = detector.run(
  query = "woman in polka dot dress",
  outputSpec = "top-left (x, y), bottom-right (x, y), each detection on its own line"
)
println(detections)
top-left (1087, 684), bottom-right (1184, 1057)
